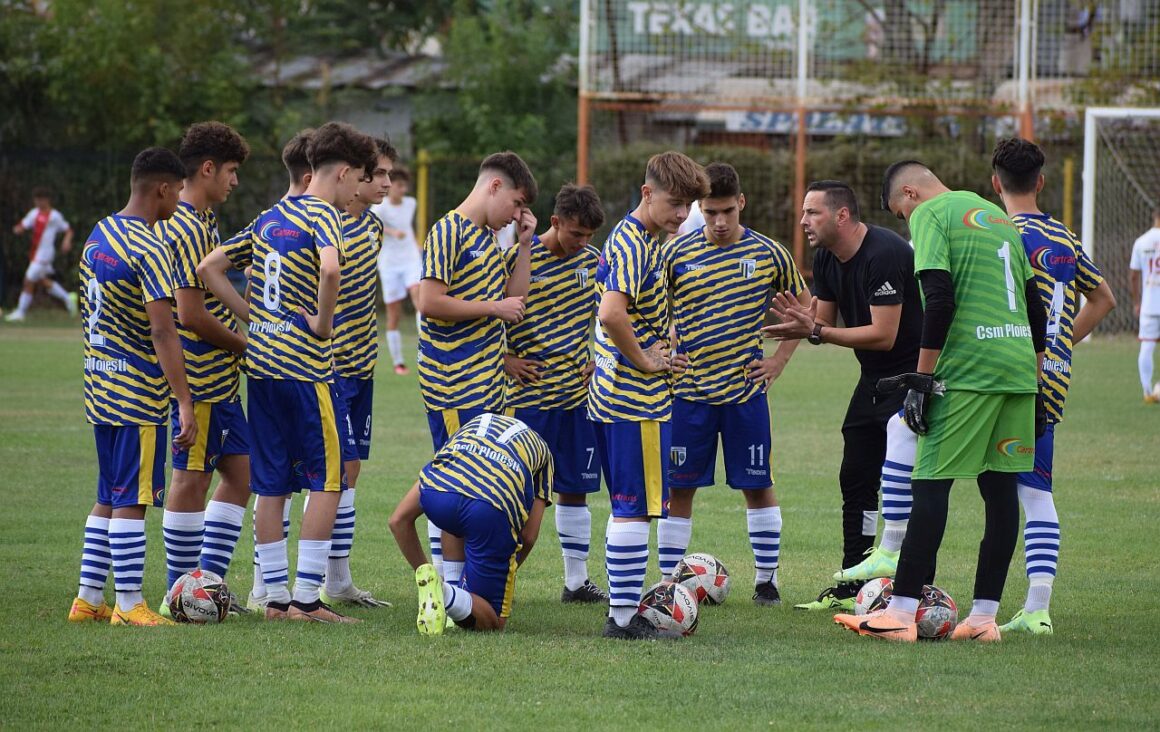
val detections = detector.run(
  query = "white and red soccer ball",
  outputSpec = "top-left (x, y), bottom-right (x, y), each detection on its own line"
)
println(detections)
top-left (167, 568), bottom-right (230, 624)
top-left (916, 584), bottom-right (958, 640)
top-left (639, 581), bottom-right (699, 637)
top-left (854, 577), bottom-right (894, 616)
top-left (671, 552), bottom-right (731, 605)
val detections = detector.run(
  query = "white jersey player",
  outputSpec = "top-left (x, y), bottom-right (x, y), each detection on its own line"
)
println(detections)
top-left (7, 188), bottom-right (76, 322)
top-left (1130, 208), bottom-right (1160, 402)
top-left (371, 167), bottom-right (422, 374)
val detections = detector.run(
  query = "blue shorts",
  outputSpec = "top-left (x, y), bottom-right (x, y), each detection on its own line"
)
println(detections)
top-left (426, 406), bottom-right (494, 452)
top-left (1017, 422), bottom-right (1055, 492)
top-left (508, 406), bottom-right (600, 495)
top-left (248, 379), bottom-right (345, 496)
top-left (170, 398), bottom-right (250, 472)
top-left (593, 420), bottom-right (670, 519)
top-left (670, 395), bottom-right (773, 489)
top-left (419, 488), bottom-right (520, 619)
top-left (94, 424), bottom-right (167, 508)
top-left (332, 376), bottom-right (374, 462)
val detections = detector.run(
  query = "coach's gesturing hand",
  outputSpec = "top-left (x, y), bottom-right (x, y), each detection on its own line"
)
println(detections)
top-left (876, 372), bottom-right (944, 435)
top-left (505, 354), bottom-right (543, 385)
top-left (761, 292), bottom-right (816, 340)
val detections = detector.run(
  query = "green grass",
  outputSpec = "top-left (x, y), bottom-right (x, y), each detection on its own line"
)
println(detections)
top-left (1, 317), bottom-right (1157, 729)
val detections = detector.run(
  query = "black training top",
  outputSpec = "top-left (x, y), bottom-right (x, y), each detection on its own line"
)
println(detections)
top-left (811, 224), bottom-right (922, 380)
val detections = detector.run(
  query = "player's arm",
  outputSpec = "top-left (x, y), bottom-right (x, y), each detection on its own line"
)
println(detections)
top-left (197, 248), bottom-right (250, 324)
top-left (60, 224), bottom-right (74, 254)
top-left (419, 278), bottom-right (525, 323)
top-left (1072, 281), bottom-right (1116, 343)
top-left (598, 291), bottom-right (671, 373)
top-left (146, 299), bottom-right (197, 450)
top-left (175, 288), bottom-right (247, 353)
top-left (388, 481), bottom-right (429, 570)
top-left (748, 286), bottom-right (812, 390)
top-left (516, 497), bottom-right (548, 567)
top-left (504, 209), bottom-right (536, 299)
top-left (303, 246), bottom-right (340, 339)
top-left (1129, 268), bottom-right (1142, 318)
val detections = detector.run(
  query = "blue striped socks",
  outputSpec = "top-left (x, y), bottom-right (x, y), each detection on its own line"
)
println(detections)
top-left (77, 515), bottom-right (111, 606)
top-left (428, 519), bottom-right (444, 576)
top-left (292, 539), bottom-right (331, 605)
top-left (657, 516), bottom-right (692, 578)
top-left (201, 500), bottom-right (244, 578)
top-left (326, 489), bottom-right (356, 592)
top-left (606, 520), bottom-right (650, 627)
top-left (443, 581), bottom-right (472, 621)
top-left (880, 459), bottom-right (913, 552)
top-left (108, 517), bottom-right (146, 610)
top-left (555, 504), bottom-right (592, 591)
top-left (256, 539), bottom-right (291, 604)
top-left (747, 506), bottom-right (781, 585)
top-left (162, 510), bottom-right (204, 591)
top-left (252, 496), bottom-right (291, 599)
top-left (1018, 483), bottom-right (1059, 613)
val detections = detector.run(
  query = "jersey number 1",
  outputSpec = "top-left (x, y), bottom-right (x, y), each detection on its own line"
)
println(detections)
top-left (996, 242), bottom-right (1018, 312)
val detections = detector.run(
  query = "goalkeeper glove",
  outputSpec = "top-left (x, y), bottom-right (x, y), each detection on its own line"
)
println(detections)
top-left (876, 372), bottom-right (944, 436)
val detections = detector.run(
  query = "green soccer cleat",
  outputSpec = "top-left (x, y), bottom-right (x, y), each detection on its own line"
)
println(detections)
top-left (999, 608), bottom-right (1053, 635)
top-left (158, 596), bottom-right (173, 619)
top-left (832, 546), bottom-right (900, 582)
top-left (414, 563), bottom-right (446, 636)
top-left (793, 583), bottom-right (858, 612)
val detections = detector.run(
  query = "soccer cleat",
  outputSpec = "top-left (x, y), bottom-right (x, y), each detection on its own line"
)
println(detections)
top-left (834, 609), bottom-right (917, 642)
top-left (415, 563), bottom-right (446, 636)
top-left (999, 608), bottom-right (1053, 635)
top-left (223, 589), bottom-right (253, 615)
top-left (394, 364), bottom-right (409, 376)
top-left (264, 601), bottom-right (290, 620)
top-left (248, 590), bottom-right (271, 613)
top-left (833, 546), bottom-right (900, 582)
top-left (288, 599), bottom-right (361, 623)
top-left (68, 597), bottom-right (113, 623)
top-left (5, 311), bottom-right (25, 322)
top-left (111, 602), bottom-right (176, 626)
top-left (561, 580), bottom-right (609, 604)
top-left (602, 613), bottom-right (680, 641)
top-left (158, 596), bottom-right (173, 619)
top-left (321, 584), bottom-right (393, 608)
top-left (793, 583), bottom-right (858, 611)
top-left (1144, 394), bottom-right (1159, 405)
top-left (951, 617), bottom-right (1002, 642)
top-left (753, 581), bottom-right (781, 606)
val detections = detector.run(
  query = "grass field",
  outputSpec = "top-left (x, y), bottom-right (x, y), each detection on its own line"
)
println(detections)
top-left (1, 316), bottom-right (1157, 729)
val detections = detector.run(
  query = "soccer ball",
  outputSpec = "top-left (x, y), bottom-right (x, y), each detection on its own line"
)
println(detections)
top-left (916, 584), bottom-right (958, 640)
top-left (671, 552), bottom-right (731, 605)
top-left (854, 577), bottom-right (894, 615)
top-left (639, 581), bottom-right (699, 637)
top-left (168, 569), bottom-right (230, 624)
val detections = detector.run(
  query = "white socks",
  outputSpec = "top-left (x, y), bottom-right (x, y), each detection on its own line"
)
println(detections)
top-left (1018, 483), bottom-right (1060, 613)
top-left (880, 415), bottom-right (917, 552)
top-left (292, 539), bottom-right (331, 604)
top-left (47, 281), bottom-right (71, 304)
top-left (443, 560), bottom-right (465, 584)
top-left (555, 504), bottom-right (592, 591)
top-left (109, 518), bottom-right (146, 610)
top-left (443, 582), bottom-right (473, 621)
top-left (656, 516), bottom-right (692, 577)
top-left (606, 520), bottom-right (650, 627)
top-left (77, 515), bottom-right (111, 605)
top-left (746, 506), bottom-right (781, 585)
top-left (201, 500), bottom-right (244, 578)
top-left (1140, 341), bottom-right (1156, 396)
top-left (326, 489), bottom-right (356, 592)
top-left (256, 539), bottom-right (291, 604)
top-left (387, 330), bottom-right (404, 367)
top-left (162, 509), bottom-right (204, 591)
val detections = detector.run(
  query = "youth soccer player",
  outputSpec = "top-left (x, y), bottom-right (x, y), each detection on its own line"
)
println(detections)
top-left (154, 122), bottom-right (252, 616)
top-left (503, 183), bottom-right (607, 603)
top-left (199, 121), bottom-right (378, 623)
top-left (7, 187), bottom-right (76, 321)
top-left (590, 151), bottom-right (708, 640)
top-left (659, 163), bottom-right (809, 606)
top-left (388, 413), bottom-right (553, 634)
top-left (317, 137), bottom-right (396, 608)
top-left (1130, 208), bottom-right (1160, 402)
top-left (372, 166), bottom-right (422, 374)
top-left (68, 147), bottom-right (196, 626)
top-left (835, 161), bottom-right (1046, 643)
top-left (991, 138), bottom-right (1116, 634)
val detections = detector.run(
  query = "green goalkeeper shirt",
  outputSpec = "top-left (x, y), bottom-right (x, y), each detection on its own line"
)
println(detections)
top-left (910, 191), bottom-right (1038, 394)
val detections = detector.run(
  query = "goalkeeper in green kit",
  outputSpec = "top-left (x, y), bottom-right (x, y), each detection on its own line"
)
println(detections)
top-left (834, 161), bottom-right (1046, 643)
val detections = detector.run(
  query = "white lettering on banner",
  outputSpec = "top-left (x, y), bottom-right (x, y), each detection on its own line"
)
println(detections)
top-left (626, 1), bottom-right (808, 41)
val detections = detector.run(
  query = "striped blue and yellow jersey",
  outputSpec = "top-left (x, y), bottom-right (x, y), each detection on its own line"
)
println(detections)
top-left (220, 195), bottom-right (342, 383)
top-left (155, 201), bottom-right (241, 403)
top-left (332, 208), bottom-right (383, 379)
top-left (419, 413), bottom-right (554, 532)
top-left (665, 228), bottom-right (805, 405)
top-left (81, 214), bottom-right (176, 426)
top-left (418, 210), bottom-right (506, 411)
top-left (587, 214), bottom-right (672, 423)
top-left (504, 237), bottom-right (599, 410)
top-left (1013, 213), bottom-right (1104, 423)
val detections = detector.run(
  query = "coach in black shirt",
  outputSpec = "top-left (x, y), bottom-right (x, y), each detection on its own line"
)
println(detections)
top-left (763, 180), bottom-right (922, 611)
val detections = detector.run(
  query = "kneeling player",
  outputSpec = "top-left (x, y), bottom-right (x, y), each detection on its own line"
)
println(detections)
top-left (388, 413), bottom-right (552, 633)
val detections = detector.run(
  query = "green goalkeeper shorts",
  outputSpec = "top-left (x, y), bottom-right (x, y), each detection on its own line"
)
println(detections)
top-left (913, 391), bottom-right (1036, 480)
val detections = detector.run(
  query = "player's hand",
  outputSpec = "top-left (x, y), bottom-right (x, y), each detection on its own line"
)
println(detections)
top-left (746, 357), bottom-right (786, 392)
top-left (581, 361), bottom-right (595, 384)
top-left (173, 400), bottom-right (198, 451)
top-left (505, 354), bottom-right (543, 385)
top-left (640, 342), bottom-right (673, 373)
top-left (492, 296), bottom-right (526, 323)
top-left (387, 227), bottom-right (406, 239)
top-left (516, 209), bottom-right (537, 246)
top-left (877, 372), bottom-right (942, 435)
top-left (761, 292), bottom-right (816, 340)
top-left (1035, 389), bottom-right (1047, 438)
top-left (301, 308), bottom-right (332, 339)
top-left (670, 351), bottom-right (689, 375)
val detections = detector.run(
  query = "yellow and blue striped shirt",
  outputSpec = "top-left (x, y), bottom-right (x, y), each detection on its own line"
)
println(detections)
top-left (418, 210), bottom-right (506, 411)
top-left (220, 195), bottom-right (342, 382)
top-left (81, 214), bottom-right (176, 426)
top-left (419, 413), bottom-right (554, 532)
top-left (333, 208), bottom-right (383, 379)
top-left (155, 201), bottom-right (241, 402)
top-left (1013, 213), bottom-right (1104, 423)
top-left (504, 237), bottom-right (599, 410)
top-left (665, 227), bottom-right (805, 404)
top-left (587, 214), bottom-right (672, 423)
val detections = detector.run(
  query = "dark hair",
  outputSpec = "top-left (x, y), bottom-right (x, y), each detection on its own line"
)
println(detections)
top-left (480, 151), bottom-right (538, 204)
top-left (806, 180), bottom-right (861, 220)
top-left (31, 187), bottom-right (53, 201)
top-left (365, 137), bottom-right (398, 179)
top-left (646, 151), bottom-right (710, 201)
top-left (554, 183), bottom-right (605, 230)
top-left (705, 162), bottom-right (741, 199)
top-left (282, 128), bottom-right (315, 184)
top-left (991, 138), bottom-right (1045, 195)
top-left (307, 121), bottom-right (377, 172)
top-left (389, 166), bottom-right (411, 183)
top-left (131, 147), bottom-right (186, 185)
top-left (880, 159), bottom-right (927, 211)
top-left (178, 121), bottom-right (250, 178)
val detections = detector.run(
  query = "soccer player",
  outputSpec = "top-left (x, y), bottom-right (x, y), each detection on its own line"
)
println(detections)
top-left (763, 180), bottom-right (922, 610)
top-left (1130, 208), bottom-right (1160, 402)
top-left (372, 166), bottom-right (422, 374)
top-left (67, 147), bottom-right (196, 626)
top-left (590, 151), bottom-right (708, 640)
top-left (502, 183), bottom-right (608, 603)
top-left (388, 413), bottom-right (552, 634)
top-left (834, 161), bottom-right (1046, 643)
top-left (154, 122), bottom-right (252, 616)
top-left (317, 137), bottom-right (396, 608)
top-left (658, 163), bottom-right (809, 606)
top-left (199, 121), bottom-right (378, 623)
top-left (7, 187), bottom-right (76, 321)
top-left (991, 138), bottom-right (1116, 634)
top-left (417, 151), bottom-right (537, 578)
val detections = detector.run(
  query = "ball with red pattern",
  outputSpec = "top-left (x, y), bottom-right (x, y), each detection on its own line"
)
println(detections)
top-left (167, 568), bottom-right (230, 624)
top-left (916, 584), bottom-right (958, 640)
top-left (639, 581), bottom-right (699, 637)
top-left (671, 552), bottom-right (731, 605)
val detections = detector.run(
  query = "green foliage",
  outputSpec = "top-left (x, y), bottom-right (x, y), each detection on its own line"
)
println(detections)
top-left (281, 0), bottom-right (462, 56)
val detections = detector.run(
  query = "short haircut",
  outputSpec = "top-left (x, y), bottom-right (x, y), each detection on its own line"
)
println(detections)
top-left (365, 136), bottom-right (398, 179)
top-left (178, 121), bottom-right (250, 178)
top-left (31, 187), bottom-right (53, 201)
top-left (389, 166), bottom-right (411, 183)
top-left (307, 121), bottom-right (377, 172)
top-left (282, 128), bottom-right (315, 184)
top-left (646, 151), bottom-right (710, 201)
top-left (131, 147), bottom-right (186, 185)
top-left (705, 162), bottom-right (741, 199)
top-left (880, 159), bottom-right (928, 211)
top-left (480, 151), bottom-right (538, 204)
top-left (991, 138), bottom-right (1045, 195)
top-left (554, 183), bottom-right (605, 230)
top-left (806, 179), bottom-right (861, 221)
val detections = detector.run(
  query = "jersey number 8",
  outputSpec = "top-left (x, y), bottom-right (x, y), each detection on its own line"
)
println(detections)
top-left (262, 251), bottom-right (283, 311)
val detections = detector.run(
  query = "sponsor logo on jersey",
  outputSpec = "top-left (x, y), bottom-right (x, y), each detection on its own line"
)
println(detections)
top-left (976, 323), bottom-right (1032, 340)
top-left (259, 221), bottom-right (301, 242)
top-left (1030, 246), bottom-right (1076, 270)
top-left (531, 275), bottom-right (550, 283)
top-left (996, 438), bottom-right (1034, 456)
top-left (671, 446), bottom-right (687, 466)
top-left (963, 208), bottom-right (1014, 231)
top-left (84, 356), bottom-right (130, 373)
top-left (740, 258), bottom-right (757, 278)
top-left (468, 249), bottom-right (485, 260)
top-left (873, 280), bottom-right (897, 297)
